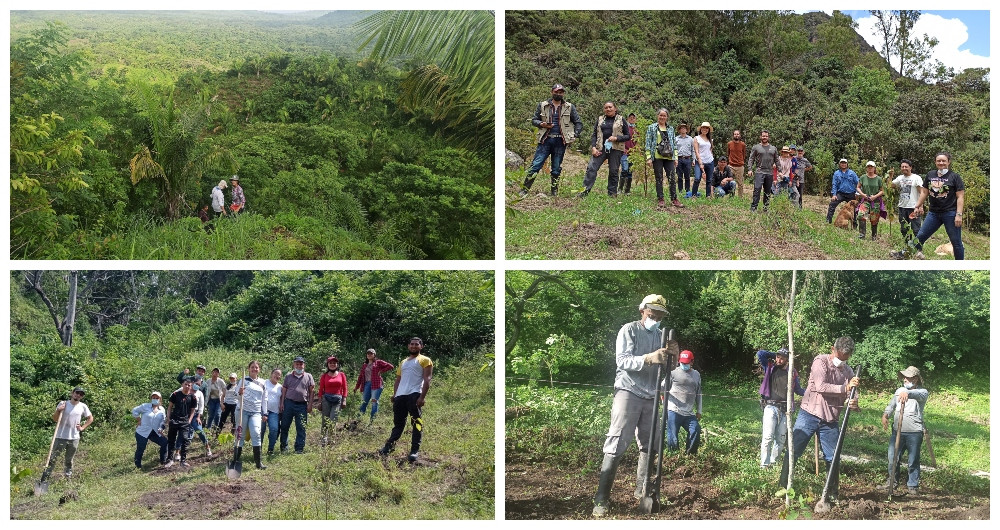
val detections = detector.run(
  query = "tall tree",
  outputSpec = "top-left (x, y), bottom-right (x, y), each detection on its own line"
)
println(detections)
top-left (24, 271), bottom-right (85, 346)
top-left (868, 10), bottom-right (939, 78)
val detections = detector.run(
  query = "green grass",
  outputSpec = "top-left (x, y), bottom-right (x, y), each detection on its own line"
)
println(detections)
top-left (10, 357), bottom-right (494, 519)
top-left (505, 173), bottom-right (990, 260)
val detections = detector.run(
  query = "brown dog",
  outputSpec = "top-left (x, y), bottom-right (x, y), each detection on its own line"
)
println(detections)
top-left (833, 200), bottom-right (858, 229)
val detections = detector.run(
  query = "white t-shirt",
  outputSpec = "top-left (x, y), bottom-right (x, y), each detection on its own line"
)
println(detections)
top-left (893, 173), bottom-right (923, 209)
top-left (55, 401), bottom-right (92, 441)
top-left (695, 136), bottom-right (714, 164)
top-left (264, 380), bottom-right (283, 413)
top-left (395, 355), bottom-right (433, 397)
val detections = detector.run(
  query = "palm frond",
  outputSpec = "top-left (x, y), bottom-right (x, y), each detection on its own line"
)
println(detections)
top-left (129, 146), bottom-right (165, 185)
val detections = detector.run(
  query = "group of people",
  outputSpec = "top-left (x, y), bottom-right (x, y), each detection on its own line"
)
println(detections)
top-left (41, 339), bottom-right (433, 483)
top-left (198, 174), bottom-right (246, 223)
top-left (592, 294), bottom-right (930, 516)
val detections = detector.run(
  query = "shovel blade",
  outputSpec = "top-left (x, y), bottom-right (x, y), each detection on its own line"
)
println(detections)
top-left (225, 461), bottom-right (242, 480)
top-left (814, 499), bottom-right (832, 514)
top-left (33, 481), bottom-right (48, 496)
top-left (638, 495), bottom-right (659, 514)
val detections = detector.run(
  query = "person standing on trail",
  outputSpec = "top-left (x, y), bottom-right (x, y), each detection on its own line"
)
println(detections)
top-left (617, 113), bottom-right (638, 195)
top-left (793, 147), bottom-right (813, 208)
top-left (204, 367), bottom-right (227, 434)
top-left (856, 161), bottom-right (886, 240)
top-left (132, 391), bottom-right (168, 469)
top-left (41, 387), bottom-right (94, 482)
top-left (756, 348), bottom-right (805, 468)
top-left (690, 122), bottom-right (715, 199)
top-left (727, 130), bottom-right (747, 198)
top-left (211, 180), bottom-right (228, 218)
top-left (236, 360), bottom-right (269, 470)
top-left (889, 160), bottom-right (923, 250)
top-left (674, 123), bottom-right (694, 196)
top-left (877, 366), bottom-right (928, 495)
top-left (378, 337), bottom-right (433, 463)
top-left (592, 295), bottom-right (671, 517)
top-left (355, 348), bottom-right (395, 423)
top-left (165, 378), bottom-right (197, 468)
top-left (776, 146), bottom-right (794, 199)
top-left (220, 372), bottom-right (239, 434)
top-left (262, 368), bottom-right (283, 455)
top-left (890, 152), bottom-right (966, 260)
top-left (747, 130), bottom-right (779, 212)
top-left (229, 175), bottom-right (245, 215)
top-left (826, 159), bottom-right (859, 224)
top-left (280, 356), bottom-right (315, 454)
top-left (580, 101), bottom-right (631, 198)
top-left (519, 83), bottom-right (583, 197)
top-left (779, 337), bottom-right (860, 502)
top-left (644, 108), bottom-right (680, 208)
top-left (319, 356), bottom-right (348, 446)
top-left (187, 375), bottom-right (213, 458)
top-left (665, 350), bottom-right (702, 454)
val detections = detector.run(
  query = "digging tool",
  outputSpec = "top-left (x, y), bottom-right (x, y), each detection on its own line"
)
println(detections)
top-left (226, 370), bottom-right (246, 480)
top-left (34, 408), bottom-right (63, 496)
top-left (814, 365), bottom-right (863, 514)
top-left (887, 404), bottom-right (904, 500)
top-left (923, 427), bottom-right (936, 467)
top-left (814, 437), bottom-right (819, 475)
top-left (639, 328), bottom-right (678, 514)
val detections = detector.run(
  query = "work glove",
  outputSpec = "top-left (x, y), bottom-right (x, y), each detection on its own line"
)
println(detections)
top-left (642, 348), bottom-right (666, 365)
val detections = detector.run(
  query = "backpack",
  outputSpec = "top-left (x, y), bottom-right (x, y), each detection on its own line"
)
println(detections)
top-left (656, 128), bottom-right (672, 157)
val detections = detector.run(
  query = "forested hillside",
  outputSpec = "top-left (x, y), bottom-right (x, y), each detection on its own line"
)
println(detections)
top-left (11, 11), bottom-right (494, 259)
top-left (505, 10), bottom-right (989, 230)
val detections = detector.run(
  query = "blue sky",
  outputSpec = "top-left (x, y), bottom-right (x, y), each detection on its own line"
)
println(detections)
top-left (842, 10), bottom-right (989, 71)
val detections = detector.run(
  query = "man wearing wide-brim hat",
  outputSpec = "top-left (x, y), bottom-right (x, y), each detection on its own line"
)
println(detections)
top-left (878, 366), bottom-right (929, 495)
top-left (593, 294), bottom-right (671, 517)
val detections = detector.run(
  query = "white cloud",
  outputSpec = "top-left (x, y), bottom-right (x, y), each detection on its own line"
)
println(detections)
top-left (855, 12), bottom-right (990, 74)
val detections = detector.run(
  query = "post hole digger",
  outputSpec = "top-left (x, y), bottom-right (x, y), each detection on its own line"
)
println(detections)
top-left (638, 328), bottom-right (678, 514)
top-left (814, 365), bottom-right (863, 514)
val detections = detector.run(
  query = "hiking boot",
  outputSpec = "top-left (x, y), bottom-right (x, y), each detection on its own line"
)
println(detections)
top-left (408, 452), bottom-right (419, 463)
top-left (908, 487), bottom-right (918, 494)
top-left (672, 199), bottom-right (684, 208)
top-left (64, 470), bottom-right (73, 478)
top-left (377, 445), bottom-right (392, 457)
top-left (577, 189), bottom-right (590, 198)
top-left (173, 451), bottom-right (181, 462)
top-left (180, 461), bottom-right (190, 468)
top-left (889, 250), bottom-right (905, 260)
top-left (164, 460), bottom-right (175, 468)
top-left (207, 447), bottom-right (213, 457)
top-left (914, 251), bottom-right (925, 260)
top-left (517, 188), bottom-right (529, 199)
top-left (657, 199), bottom-right (666, 208)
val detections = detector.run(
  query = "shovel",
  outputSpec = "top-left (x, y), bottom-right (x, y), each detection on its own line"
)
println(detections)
top-left (34, 409), bottom-right (63, 496)
top-left (887, 405), bottom-right (904, 500)
top-left (639, 328), bottom-right (678, 514)
top-left (815, 365), bottom-right (863, 513)
top-left (226, 370), bottom-right (246, 480)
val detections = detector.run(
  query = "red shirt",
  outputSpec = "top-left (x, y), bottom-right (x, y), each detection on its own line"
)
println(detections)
top-left (354, 359), bottom-right (395, 391)
top-left (319, 371), bottom-right (347, 399)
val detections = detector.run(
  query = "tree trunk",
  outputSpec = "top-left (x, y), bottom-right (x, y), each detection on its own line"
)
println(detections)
top-left (60, 271), bottom-right (79, 346)
top-left (784, 270), bottom-right (798, 506)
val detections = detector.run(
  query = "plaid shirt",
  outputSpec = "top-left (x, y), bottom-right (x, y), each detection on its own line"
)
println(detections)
top-left (354, 359), bottom-right (395, 391)
top-left (230, 184), bottom-right (245, 207)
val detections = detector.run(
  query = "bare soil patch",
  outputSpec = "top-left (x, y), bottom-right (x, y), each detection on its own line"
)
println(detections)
top-left (137, 480), bottom-right (276, 519)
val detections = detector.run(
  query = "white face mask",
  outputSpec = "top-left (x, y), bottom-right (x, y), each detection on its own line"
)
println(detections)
top-left (643, 316), bottom-right (660, 332)
top-left (151, 399), bottom-right (160, 406)
top-left (903, 381), bottom-right (913, 390)
top-left (831, 356), bottom-right (843, 368)
top-left (937, 168), bottom-right (948, 176)
top-left (680, 364), bottom-right (691, 372)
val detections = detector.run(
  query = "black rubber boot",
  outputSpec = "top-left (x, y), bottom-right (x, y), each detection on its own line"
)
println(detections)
top-left (520, 175), bottom-right (536, 196)
top-left (551, 175), bottom-right (560, 196)
top-left (593, 454), bottom-right (621, 517)
top-left (634, 451), bottom-right (650, 499)
top-left (253, 446), bottom-right (266, 469)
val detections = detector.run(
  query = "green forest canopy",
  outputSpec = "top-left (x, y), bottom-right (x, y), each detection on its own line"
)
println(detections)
top-left (10, 11), bottom-right (494, 259)
top-left (505, 10), bottom-right (989, 229)
top-left (9, 270), bottom-right (495, 462)
top-left (505, 270), bottom-right (988, 387)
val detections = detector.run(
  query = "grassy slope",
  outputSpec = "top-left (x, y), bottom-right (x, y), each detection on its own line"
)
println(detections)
top-left (505, 170), bottom-right (990, 261)
top-left (10, 360), bottom-right (494, 520)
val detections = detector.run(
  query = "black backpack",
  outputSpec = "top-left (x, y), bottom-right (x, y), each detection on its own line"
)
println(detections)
top-left (656, 128), bottom-right (672, 157)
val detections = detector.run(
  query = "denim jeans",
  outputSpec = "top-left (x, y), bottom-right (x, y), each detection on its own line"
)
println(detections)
top-left (691, 161), bottom-right (715, 196)
top-left (135, 430), bottom-right (169, 468)
top-left (788, 408), bottom-right (839, 464)
top-left (527, 136), bottom-right (567, 178)
top-left (666, 410), bottom-right (700, 454)
top-left (280, 399), bottom-right (308, 451)
top-left (652, 159), bottom-right (677, 201)
top-left (261, 408), bottom-right (281, 451)
top-left (360, 382), bottom-right (385, 419)
top-left (760, 404), bottom-right (787, 466)
top-left (676, 158), bottom-right (692, 192)
top-left (915, 210), bottom-right (964, 260)
top-left (206, 398), bottom-right (222, 431)
top-left (583, 149), bottom-right (623, 195)
top-left (188, 415), bottom-right (208, 445)
top-left (237, 409), bottom-right (262, 447)
top-left (888, 431), bottom-right (923, 488)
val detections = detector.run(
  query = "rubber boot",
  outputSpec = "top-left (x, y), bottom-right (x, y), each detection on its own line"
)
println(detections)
top-left (551, 176), bottom-right (560, 196)
top-left (593, 454), bottom-right (621, 517)
top-left (520, 175), bottom-right (536, 197)
top-left (253, 446), bottom-right (266, 470)
top-left (624, 176), bottom-right (632, 194)
top-left (633, 451), bottom-right (650, 499)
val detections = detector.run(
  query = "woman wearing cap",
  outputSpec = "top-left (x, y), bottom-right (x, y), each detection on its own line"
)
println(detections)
top-left (319, 356), bottom-right (348, 445)
top-left (211, 180), bottom-right (227, 218)
top-left (690, 122), bottom-right (715, 199)
top-left (856, 161), bottom-right (886, 240)
top-left (229, 175), bottom-right (245, 215)
top-left (132, 391), bottom-right (169, 469)
top-left (261, 368), bottom-right (283, 455)
top-left (355, 349), bottom-right (395, 423)
top-left (879, 367), bottom-right (929, 494)
top-left (236, 360), bottom-right (269, 470)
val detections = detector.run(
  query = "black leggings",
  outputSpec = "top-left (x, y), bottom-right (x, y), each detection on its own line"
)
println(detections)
top-left (652, 159), bottom-right (677, 201)
top-left (220, 403), bottom-right (237, 431)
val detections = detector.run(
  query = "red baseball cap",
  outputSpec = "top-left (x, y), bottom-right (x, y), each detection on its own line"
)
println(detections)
top-left (679, 350), bottom-right (694, 364)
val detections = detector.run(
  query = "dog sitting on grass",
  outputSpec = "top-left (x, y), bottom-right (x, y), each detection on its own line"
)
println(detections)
top-left (832, 200), bottom-right (859, 230)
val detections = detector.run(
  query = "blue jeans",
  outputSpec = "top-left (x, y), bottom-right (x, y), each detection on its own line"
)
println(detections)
top-left (135, 430), bottom-right (169, 468)
top-left (527, 136), bottom-right (567, 178)
top-left (187, 415), bottom-right (208, 444)
top-left (206, 398), bottom-right (222, 430)
top-left (280, 399), bottom-right (308, 451)
top-left (261, 408), bottom-right (281, 451)
top-left (788, 409), bottom-right (839, 463)
top-left (676, 158), bottom-right (692, 192)
top-left (360, 382), bottom-right (384, 419)
top-left (888, 431), bottom-right (923, 488)
top-left (914, 210), bottom-right (964, 260)
top-left (691, 161), bottom-right (715, 196)
top-left (666, 410), bottom-right (701, 454)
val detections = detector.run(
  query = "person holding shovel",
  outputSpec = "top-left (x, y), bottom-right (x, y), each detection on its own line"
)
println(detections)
top-left (132, 391), bottom-right (168, 469)
top-left (355, 348), bottom-right (395, 423)
top-left (778, 336), bottom-right (860, 502)
top-left (236, 360), bottom-right (269, 470)
top-left (878, 366), bottom-right (929, 495)
top-left (592, 294), bottom-right (671, 517)
top-left (757, 348), bottom-right (805, 468)
top-left (41, 387), bottom-right (94, 482)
